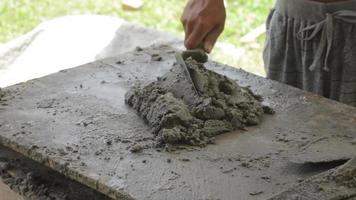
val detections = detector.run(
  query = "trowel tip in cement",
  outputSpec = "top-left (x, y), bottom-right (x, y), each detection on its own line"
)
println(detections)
top-left (182, 49), bottom-right (208, 63)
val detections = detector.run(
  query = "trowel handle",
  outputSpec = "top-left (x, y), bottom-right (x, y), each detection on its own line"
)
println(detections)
top-left (181, 49), bottom-right (208, 63)
top-left (195, 43), bottom-right (206, 52)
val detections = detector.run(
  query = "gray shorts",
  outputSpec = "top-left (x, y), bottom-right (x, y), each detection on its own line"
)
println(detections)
top-left (263, 0), bottom-right (356, 106)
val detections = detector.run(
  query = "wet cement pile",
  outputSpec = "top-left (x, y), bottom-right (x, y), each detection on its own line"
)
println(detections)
top-left (125, 57), bottom-right (268, 146)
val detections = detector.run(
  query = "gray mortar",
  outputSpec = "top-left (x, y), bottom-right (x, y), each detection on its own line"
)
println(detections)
top-left (125, 57), bottom-right (267, 146)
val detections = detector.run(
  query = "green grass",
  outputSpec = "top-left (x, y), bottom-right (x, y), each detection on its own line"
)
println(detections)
top-left (0, 0), bottom-right (274, 75)
top-left (0, 0), bottom-right (184, 43)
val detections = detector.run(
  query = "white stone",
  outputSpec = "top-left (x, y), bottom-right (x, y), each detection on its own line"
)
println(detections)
top-left (0, 15), bottom-right (180, 87)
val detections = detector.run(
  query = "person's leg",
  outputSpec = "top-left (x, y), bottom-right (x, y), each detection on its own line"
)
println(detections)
top-left (264, 0), bottom-right (356, 106)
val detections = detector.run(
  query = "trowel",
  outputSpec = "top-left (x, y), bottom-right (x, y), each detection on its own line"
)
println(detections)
top-left (290, 137), bottom-right (356, 164)
top-left (268, 157), bottom-right (356, 200)
top-left (175, 49), bottom-right (208, 96)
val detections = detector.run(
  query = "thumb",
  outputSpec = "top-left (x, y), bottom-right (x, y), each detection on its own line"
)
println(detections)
top-left (203, 25), bottom-right (224, 53)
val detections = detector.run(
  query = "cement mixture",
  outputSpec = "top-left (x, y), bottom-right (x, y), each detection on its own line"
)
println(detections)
top-left (125, 56), bottom-right (269, 146)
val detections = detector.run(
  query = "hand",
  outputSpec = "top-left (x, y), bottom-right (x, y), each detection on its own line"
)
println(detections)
top-left (181, 0), bottom-right (226, 53)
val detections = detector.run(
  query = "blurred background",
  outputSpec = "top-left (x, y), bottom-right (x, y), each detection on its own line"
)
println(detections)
top-left (0, 0), bottom-right (274, 84)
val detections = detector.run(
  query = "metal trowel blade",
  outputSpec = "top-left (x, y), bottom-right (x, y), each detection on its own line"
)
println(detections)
top-left (290, 138), bottom-right (356, 164)
top-left (175, 52), bottom-right (201, 96)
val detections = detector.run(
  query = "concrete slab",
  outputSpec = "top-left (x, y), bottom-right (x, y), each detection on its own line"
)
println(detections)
top-left (0, 145), bottom-right (111, 200)
top-left (0, 45), bottom-right (355, 200)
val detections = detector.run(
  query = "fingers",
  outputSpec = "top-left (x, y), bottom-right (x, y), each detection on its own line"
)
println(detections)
top-left (185, 22), bottom-right (223, 53)
top-left (180, 16), bottom-right (188, 42)
top-left (203, 24), bottom-right (224, 53)
top-left (180, 0), bottom-right (226, 52)
top-left (184, 19), bottom-right (210, 50)
top-left (182, 15), bottom-right (224, 52)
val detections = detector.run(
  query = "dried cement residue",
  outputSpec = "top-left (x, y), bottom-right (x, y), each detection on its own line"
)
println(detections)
top-left (125, 57), bottom-right (269, 146)
top-left (268, 161), bottom-right (356, 200)
top-left (0, 146), bottom-right (112, 200)
top-left (334, 167), bottom-right (356, 188)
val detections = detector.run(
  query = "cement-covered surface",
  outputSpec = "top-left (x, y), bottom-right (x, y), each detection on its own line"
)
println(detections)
top-left (268, 158), bottom-right (356, 199)
top-left (0, 45), bottom-right (355, 200)
top-left (0, 145), bottom-right (112, 200)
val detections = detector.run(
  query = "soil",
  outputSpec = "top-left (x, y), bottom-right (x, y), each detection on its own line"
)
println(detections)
top-left (125, 56), bottom-right (268, 146)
